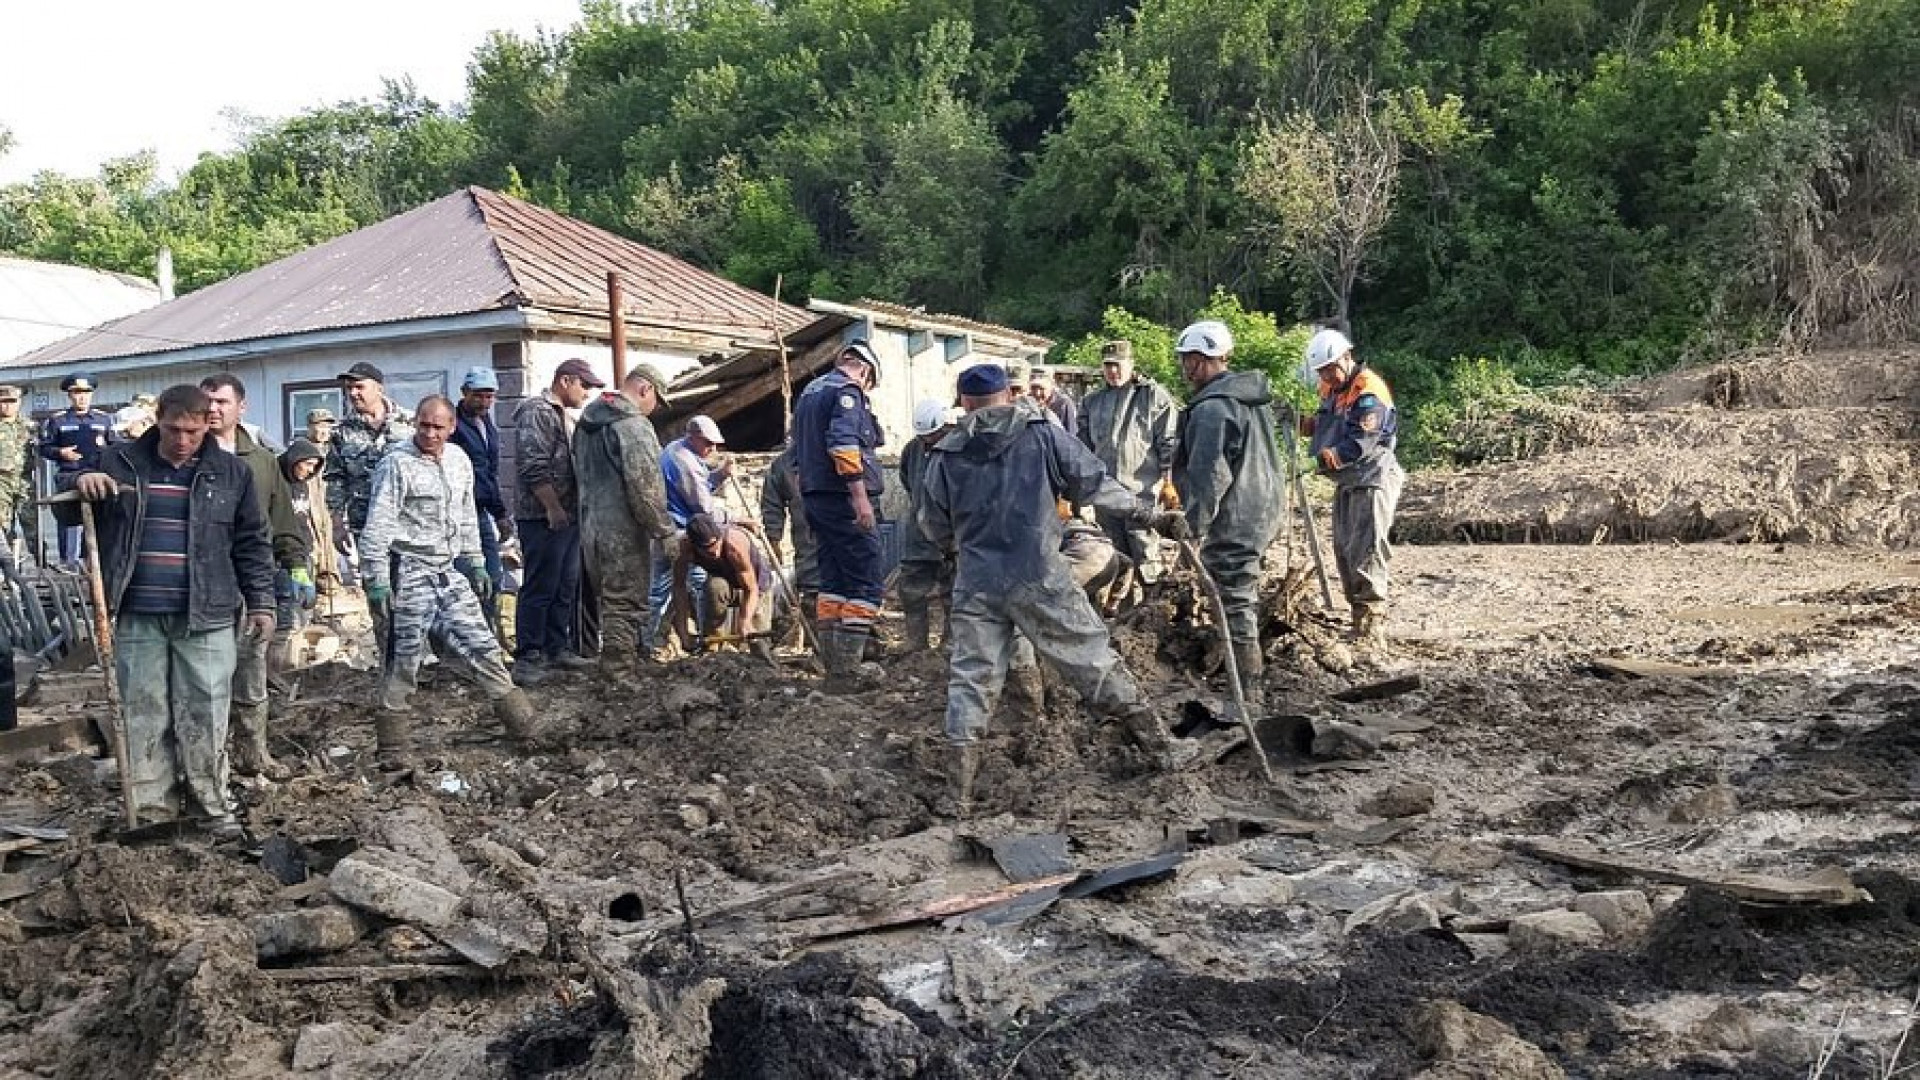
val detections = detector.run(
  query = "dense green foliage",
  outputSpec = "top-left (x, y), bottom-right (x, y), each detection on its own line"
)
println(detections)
top-left (4, 0), bottom-right (1916, 464)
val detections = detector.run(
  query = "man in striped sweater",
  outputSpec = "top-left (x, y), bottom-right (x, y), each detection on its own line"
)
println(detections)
top-left (70, 384), bottom-right (277, 838)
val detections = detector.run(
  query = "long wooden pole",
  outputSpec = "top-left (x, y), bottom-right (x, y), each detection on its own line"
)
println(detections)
top-left (1177, 538), bottom-right (1277, 785)
top-left (607, 271), bottom-right (628, 386)
top-left (770, 274), bottom-right (793, 443)
top-left (47, 493), bottom-right (135, 828)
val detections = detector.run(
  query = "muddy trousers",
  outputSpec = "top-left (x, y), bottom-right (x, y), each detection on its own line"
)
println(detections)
top-left (896, 556), bottom-right (953, 644)
top-left (1330, 462), bottom-right (1405, 610)
top-left (115, 614), bottom-right (237, 821)
top-left (1197, 538), bottom-right (1266, 650)
top-left (384, 561), bottom-right (514, 709)
top-left (944, 576), bottom-right (1140, 745)
top-left (585, 523), bottom-right (655, 664)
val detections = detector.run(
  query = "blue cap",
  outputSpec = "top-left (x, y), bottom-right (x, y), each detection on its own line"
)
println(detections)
top-left (461, 366), bottom-right (499, 391)
top-left (956, 363), bottom-right (1009, 396)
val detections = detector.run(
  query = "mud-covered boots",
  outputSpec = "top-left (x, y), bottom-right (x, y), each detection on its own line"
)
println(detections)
top-left (1114, 703), bottom-right (1204, 772)
top-left (1230, 640), bottom-right (1266, 708)
top-left (493, 688), bottom-right (546, 747)
top-left (948, 742), bottom-right (981, 818)
top-left (901, 608), bottom-right (932, 653)
top-left (229, 701), bottom-right (292, 781)
top-left (1350, 604), bottom-right (1391, 664)
top-left (1001, 663), bottom-right (1045, 720)
top-left (822, 627), bottom-right (880, 694)
top-left (372, 709), bottom-right (414, 771)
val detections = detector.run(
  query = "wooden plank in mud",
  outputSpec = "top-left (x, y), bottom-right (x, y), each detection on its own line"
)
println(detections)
top-left (1586, 657), bottom-right (1736, 681)
top-left (1516, 839), bottom-right (1865, 905)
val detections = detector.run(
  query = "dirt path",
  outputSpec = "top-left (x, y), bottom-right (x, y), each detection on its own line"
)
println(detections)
top-left (1, 540), bottom-right (1917, 1078)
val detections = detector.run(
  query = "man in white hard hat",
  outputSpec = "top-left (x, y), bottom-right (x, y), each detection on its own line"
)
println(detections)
top-left (1301, 327), bottom-right (1404, 659)
top-left (1171, 320), bottom-right (1284, 689)
top-left (896, 399), bottom-right (961, 653)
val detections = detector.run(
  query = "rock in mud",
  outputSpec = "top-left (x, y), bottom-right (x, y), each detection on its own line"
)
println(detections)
top-left (1508, 910), bottom-right (1606, 954)
top-left (1361, 780), bottom-right (1437, 818)
top-left (329, 856), bottom-right (463, 928)
top-left (291, 1022), bottom-right (362, 1072)
top-left (1410, 1000), bottom-right (1566, 1080)
top-left (1571, 889), bottom-right (1653, 940)
top-left (1668, 782), bottom-right (1739, 824)
top-left (1345, 890), bottom-right (1448, 934)
top-left (250, 906), bottom-right (364, 960)
top-left (1312, 720), bottom-right (1385, 759)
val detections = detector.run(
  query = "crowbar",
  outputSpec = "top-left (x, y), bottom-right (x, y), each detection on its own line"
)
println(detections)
top-left (41, 491), bottom-right (136, 829)
top-left (1175, 538), bottom-right (1276, 785)
top-left (1280, 406), bottom-right (1337, 610)
top-left (723, 473), bottom-right (825, 666)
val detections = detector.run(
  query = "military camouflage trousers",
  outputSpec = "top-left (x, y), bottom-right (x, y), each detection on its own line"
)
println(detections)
top-left (583, 522), bottom-right (656, 666)
top-left (383, 559), bottom-right (513, 709)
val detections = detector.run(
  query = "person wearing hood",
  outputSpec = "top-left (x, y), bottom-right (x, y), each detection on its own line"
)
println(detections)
top-left (897, 399), bottom-right (961, 653)
top-left (920, 363), bottom-right (1196, 813)
top-left (1301, 327), bottom-right (1405, 658)
top-left (1171, 321), bottom-right (1284, 687)
top-left (792, 342), bottom-right (887, 691)
top-left (573, 365), bottom-right (676, 677)
top-left (270, 438), bottom-right (327, 684)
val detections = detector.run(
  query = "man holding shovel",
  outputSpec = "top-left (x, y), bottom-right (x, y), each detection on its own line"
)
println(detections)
top-left (68, 384), bottom-right (276, 839)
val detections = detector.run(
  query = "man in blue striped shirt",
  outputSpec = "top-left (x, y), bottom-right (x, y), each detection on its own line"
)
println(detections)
top-left (70, 385), bottom-right (276, 839)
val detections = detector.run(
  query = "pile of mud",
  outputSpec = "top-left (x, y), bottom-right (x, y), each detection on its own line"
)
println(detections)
top-left (1398, 348), bottom-right (1920, 546)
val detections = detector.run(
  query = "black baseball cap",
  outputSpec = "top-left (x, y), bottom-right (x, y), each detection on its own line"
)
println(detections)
top-left (338, 362), bottom-right (385, 383)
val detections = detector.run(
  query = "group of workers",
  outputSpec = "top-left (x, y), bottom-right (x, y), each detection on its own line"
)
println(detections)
top-left (44, 314), bottom-right (1400, 835)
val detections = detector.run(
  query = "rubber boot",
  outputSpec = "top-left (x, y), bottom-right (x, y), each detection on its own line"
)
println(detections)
top-left (823, 628), bottom-right (879, 694)
top-left (1002, 664), bottom-right (1045, 720)
top-left (1231, 640), bottom-right (1266, 706)
top-left (902, 609), bottom-right (932, 653)
top-left (373, 709), bottom-right (414, 771)
top-left (950, 742), bottom-right (981, 819)
top-left (494, 689), bottom-right (544, 747)
top-left (1352, 604), bottom-right (1390, 664)
top-left (230, 701), bottom-right (292, 781)
top-left (1115, 703), bottom-right (1203, 771)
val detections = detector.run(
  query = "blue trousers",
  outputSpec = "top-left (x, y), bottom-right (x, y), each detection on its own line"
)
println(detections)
top-left (477, 512), bottom-right (502, 627)
top-left (802, 493), bottom-right (884, 627)
top-left (515, 516), bottom-right (580, 660)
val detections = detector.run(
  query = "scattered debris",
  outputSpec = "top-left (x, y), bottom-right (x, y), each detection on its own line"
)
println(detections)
top-left (1516, 839), bottom-right (1867, 905)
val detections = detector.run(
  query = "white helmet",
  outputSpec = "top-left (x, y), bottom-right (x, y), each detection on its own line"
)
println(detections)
top-left (912, 398), bottom-right (952, 436)
top-left (1305, 328), bottom-right (1353, 371)
top-left (1175, 320), bottom-right (1235, 358)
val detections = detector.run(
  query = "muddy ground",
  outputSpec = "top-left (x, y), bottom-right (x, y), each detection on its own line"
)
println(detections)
top-left (0, 538), bottom-right (1916, 1079)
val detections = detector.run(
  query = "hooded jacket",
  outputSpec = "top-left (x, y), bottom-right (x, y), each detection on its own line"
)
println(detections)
top-left (277, 438), bottom-right (326, 569)
top-left (573, 393), bottom-right (674, 542)
top-left (229, 425), bottom-right (305, 572)
top-left (920, 398), bottom-right (1137, 598)
top-left (1173, 370), bottom-right (1283, 555)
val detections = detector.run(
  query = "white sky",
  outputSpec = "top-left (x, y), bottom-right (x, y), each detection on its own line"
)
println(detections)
top-left (0, 0), bottom-right (588, 184)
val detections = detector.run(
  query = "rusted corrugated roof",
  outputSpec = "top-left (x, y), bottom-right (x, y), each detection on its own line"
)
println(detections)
top-left (14, 187), bottom-right (809, 369)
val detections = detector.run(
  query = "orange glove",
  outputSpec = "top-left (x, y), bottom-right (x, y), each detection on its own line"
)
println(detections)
top-left (1156, 481), bottom-right (1181, 511)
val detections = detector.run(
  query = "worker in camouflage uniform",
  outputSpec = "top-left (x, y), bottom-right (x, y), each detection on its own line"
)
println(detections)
top-left (897, 399), bottom-right (960, 652)
top-left (572, 365), bottom-right (676, 677)
top-left (1077, 341), bottom-right (1180, 587)
top-left (1302, 328), bottom-right (1405, 659)
top-left (1171, 321), bottom-right (1284, 689)
top-left (759, 443), bottom-right (818, 639)
top-left (323, 362), bottom-right (414, 551)
top-left (359, 397), bottom-right (537, 767)
top-left (0, 386), bottom-right (34, 544)
top-left (920, 364), bottom-right (1197, 811)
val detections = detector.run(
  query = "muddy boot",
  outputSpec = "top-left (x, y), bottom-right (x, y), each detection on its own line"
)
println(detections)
top-left (493, 689), bottom-right (546, 747)
top-left (1115, 703), bottom-right (1203, 772)
top-left (902, 609), bottom-right (931, 653)
top-left (229, 701), bottom-right (292, 781)
top-left (372, 709), bottom-right (414, 771)
top-left (1002, 664), bottom-right (1045, 720)
top-left (1230, 640), bottom-right (1266, 707)
top-left (949, 742), bottom-right (981, 818)
top-left (822, 629), bottom-right (880, 694)
top-left (1351, 604), bottom-right (1391, 665)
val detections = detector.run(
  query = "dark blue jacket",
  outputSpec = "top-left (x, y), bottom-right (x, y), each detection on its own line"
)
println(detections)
top-left (450, 406), bottom-right (505, 517)
top-left (71, 430), bottom-right (276, 631)
top-left (793, 370), bottom-right (884, 497)
top-left (40, 408), bottom-right (115, 474)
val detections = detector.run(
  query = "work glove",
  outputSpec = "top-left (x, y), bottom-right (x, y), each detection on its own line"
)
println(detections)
top-left (1131, 507), bottom-right (1190, 540)
top-left (457, 558), bottom-right (494, 603)
top-left (1155, 480), bottom-right (1182, 511)
top-left (367, 582), bottom-right (392, 623)
top-left (289, 567), bottom-right (318, 609)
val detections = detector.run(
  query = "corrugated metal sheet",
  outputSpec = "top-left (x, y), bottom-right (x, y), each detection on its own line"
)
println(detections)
top-left (0, 257), bottom-right (163, 363)
top-left (14, 186), bottom-right (808, 369)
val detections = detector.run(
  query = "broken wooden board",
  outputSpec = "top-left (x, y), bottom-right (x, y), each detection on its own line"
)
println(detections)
top-left (792, 874), bottom-right (1080, 944)
top-left (1517, 839), bottom-right (1865, 905)
top-left (259, 960), bottom-right (575, 984)
top-left (1586, 657), bottom-right (1736, 681)
top-left (1333, 674), bottom-right (1424, 703)
top-left (0, 716), bottom-right (101, 760)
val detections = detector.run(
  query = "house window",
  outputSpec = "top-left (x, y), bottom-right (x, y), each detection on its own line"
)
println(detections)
top-left (283, 380), bottom-right (343, 441)
top-left (386, 370), bottom-right (449, 411)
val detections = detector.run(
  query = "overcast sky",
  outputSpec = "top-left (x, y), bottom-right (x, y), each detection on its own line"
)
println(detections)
top-left (0, 0), bottom-right (587, 184)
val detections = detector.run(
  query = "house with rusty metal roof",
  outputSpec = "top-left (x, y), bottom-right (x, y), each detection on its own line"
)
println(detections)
top-left (0, 186), bottom-right (811, 447)
top-left (0, 256), bottom-right (163, 398)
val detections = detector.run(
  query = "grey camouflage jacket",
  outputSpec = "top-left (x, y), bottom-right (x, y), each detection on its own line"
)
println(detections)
top-left (359, 442), bottom-right (481, 587)
top-left (323, 398), bottom-right (414, 532)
